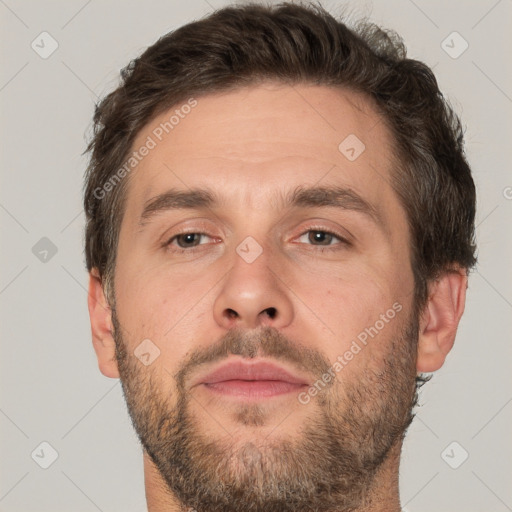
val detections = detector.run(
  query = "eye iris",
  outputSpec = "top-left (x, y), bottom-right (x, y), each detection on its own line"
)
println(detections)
top-left (309, 231), bottom-right (332, 245)
top-left (177, 233), bottom-right (200, 248)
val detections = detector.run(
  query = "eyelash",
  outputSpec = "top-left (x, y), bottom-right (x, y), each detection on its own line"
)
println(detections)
top-left (295, 227), bottom-right (350, 251)
top-left (163, 227), bottom-right (350, 254)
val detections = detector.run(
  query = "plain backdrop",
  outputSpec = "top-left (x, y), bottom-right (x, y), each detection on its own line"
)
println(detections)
top-left (1, 1), bottom-right (511, 511)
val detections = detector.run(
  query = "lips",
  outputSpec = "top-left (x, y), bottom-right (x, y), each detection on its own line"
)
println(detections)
top-left (192, 359), bottom-right (310, 399)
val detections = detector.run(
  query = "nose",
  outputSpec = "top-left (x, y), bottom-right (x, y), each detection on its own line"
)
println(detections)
top-left (212, 241), bottom-right (294, 330)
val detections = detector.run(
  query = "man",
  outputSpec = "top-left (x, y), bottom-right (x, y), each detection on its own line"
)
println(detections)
top-left (84, 2), bottom-right (476, 511)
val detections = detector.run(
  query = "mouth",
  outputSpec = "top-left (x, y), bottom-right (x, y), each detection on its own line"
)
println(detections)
top-left (192, 358), bottom-right (310, 400)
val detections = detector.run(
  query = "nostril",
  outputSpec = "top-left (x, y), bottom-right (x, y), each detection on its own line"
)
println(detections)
top-left (265, 307), bottom-right (277, 319)
top-left (226, 308), bottom-right (238, 319)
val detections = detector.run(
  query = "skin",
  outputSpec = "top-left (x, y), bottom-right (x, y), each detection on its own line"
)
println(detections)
top-left (88, 83), bottom-right (467, 511)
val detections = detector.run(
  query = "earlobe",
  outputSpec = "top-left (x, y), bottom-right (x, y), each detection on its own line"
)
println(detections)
top-left (88, 269), bottom-right (120, 379)
top-left (416, 269), bottom-right (468, 373)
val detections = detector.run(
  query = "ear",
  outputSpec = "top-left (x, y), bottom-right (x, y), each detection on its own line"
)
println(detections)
top-left (416, 269), bottom-right (468, 373)
top-left (88, 268), bottom-right (119, 378)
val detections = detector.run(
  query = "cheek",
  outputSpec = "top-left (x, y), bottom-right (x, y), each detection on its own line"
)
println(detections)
top-left (114, 263), bottom-right (213, 363)
top-left (299, 267), bottom-right (407, 365)
top-left (302, 255), bottom-right (399, 315)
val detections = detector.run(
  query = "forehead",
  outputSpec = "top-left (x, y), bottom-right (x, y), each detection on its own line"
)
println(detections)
top-left (123, 83), bottom-right (399, 222)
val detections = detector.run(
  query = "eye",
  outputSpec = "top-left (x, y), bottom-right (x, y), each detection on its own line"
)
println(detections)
top-left (163, 228), bottom-right (349, 255)
top-left (296, 229), bottom-right (349, 249)
top-left (165, 231), bottom-right (215, 252)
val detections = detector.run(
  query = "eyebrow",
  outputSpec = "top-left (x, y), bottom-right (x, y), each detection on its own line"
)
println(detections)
top-left (138, 185), bottom-right (383, 229)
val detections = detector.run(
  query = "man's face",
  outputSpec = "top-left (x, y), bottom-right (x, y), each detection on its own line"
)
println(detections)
top-left (111, 83), bottom-right (418, 512)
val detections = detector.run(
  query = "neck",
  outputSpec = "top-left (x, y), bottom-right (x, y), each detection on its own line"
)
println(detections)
top-left (143, 452), bottom-right (179, 511)
top-left (144, 439), bottom-right (404, 512)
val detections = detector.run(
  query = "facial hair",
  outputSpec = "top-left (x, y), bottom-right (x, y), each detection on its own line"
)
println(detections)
top-left (111, 311), bottom-right (420, 512)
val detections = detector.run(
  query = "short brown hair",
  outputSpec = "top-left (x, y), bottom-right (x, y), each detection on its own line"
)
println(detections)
top-left (83, 1), bottom-right (477, 311)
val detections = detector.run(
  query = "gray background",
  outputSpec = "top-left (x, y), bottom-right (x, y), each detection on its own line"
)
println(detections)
top-left (1, 0), bottom-right (511, 511)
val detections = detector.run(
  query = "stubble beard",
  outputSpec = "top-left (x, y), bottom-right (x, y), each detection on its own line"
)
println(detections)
top-left (112, 312), bottom-right (420, 512)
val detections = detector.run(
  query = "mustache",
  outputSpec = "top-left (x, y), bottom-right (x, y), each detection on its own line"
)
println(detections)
top-left (173, 325), bottom-right (332, 390)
